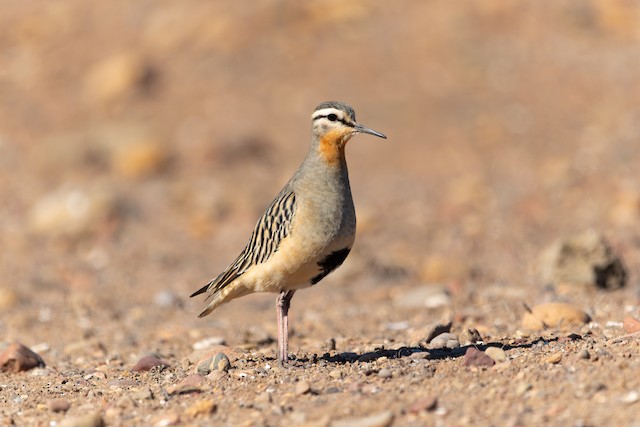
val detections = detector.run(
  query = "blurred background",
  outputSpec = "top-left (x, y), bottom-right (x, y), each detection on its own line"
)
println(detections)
top-left (1, 0), bottom-right (639, 349)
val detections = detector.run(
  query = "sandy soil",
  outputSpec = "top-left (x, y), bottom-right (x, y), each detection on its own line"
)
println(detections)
top-left (1, 1), bottom-right (640, 426)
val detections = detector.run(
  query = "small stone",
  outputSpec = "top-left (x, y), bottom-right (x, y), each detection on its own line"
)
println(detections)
top-left (578, 349), bottom-right (591, 360)
top-left (408, 396), bottom-right (438, 413)
top-left (295, 381), bottom-right (311, 395)
top-left (484, 347), bottom-right (507, 363)
top-left (153, 413), bottom-right (180, 427)
top-left (131, 387), bottom-right (154, 400)
top-left (394, 285), bottom-right (450, 309)
top-left (28, 187), bottom-right (117, 237)
top-left (192, 336), bottom-right (226, 350)
top-left (544, 352), bottom-right (563, 364)
top-left (539, 230), bottom-right (627, 290)
top-left (84, 52), bottom-right (153, 103)
top-left (185, 399), bottom-right (216, 417)
top-left (463, 348), bottom-right (495, 368)
top-left (212, 352), bottom-right (231, 372)
top-left (48, 398), bottom-right (71, 413)
top-left (207, 370), bottom-right (228, 382)
top-left (167, 374), bottom-right (207, 395)
top-left (428, 333), bottom-right (460, 350)
top-left (620, 390), bottom-right (640, 404)
top-left (59, 412), bottom-right (104, 427)
top-left (410, 321), bottom-right (452, 345)
top-left (329, 369), bottom-right (342, 379)
top-left (623, 316), bottom-right (640, 334)
top-left (377, 368), bottom-right (392, 379)
top-left (516, 383), bottom-right (533, 396)
top-left (459, 328), bottom-right (483, 345)
top-left (330, 410), bottom-right (394, 427)
top-left (0, 343), bottom-right (45, 372)
top-left (132, 355), bottom-right (170, 372)
top-left (521, 302), bottom-right (591, 330)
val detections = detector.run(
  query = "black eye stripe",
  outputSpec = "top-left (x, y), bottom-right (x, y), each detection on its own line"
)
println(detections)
top-left (313, 114), bottom-right (354, 127)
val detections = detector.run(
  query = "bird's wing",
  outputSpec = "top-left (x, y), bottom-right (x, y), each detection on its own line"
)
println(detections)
top-left (190, 190), bottom-right (297, 299)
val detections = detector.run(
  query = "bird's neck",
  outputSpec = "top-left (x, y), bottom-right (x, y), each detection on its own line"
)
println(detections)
top-left (316, 130), bottom-right (349, 167)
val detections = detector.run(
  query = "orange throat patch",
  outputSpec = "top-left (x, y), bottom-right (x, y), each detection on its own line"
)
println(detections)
top-left (318, 129), bottom-right (350, 165)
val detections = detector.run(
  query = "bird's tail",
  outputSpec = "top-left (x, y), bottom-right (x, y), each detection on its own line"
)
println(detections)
top-left (194, 283), bottom-right (252, 318)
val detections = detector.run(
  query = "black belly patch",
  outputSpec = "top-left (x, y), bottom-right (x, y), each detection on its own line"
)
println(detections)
top-left (310, 248), bottom-right (351, 285)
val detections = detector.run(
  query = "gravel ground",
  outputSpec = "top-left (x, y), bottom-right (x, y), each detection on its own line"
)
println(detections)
top-left (2, 1), bottom-right (640, 426)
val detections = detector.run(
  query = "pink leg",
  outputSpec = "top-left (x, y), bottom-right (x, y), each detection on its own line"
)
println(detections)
top-left (276, 290), bottom-right (295, 367)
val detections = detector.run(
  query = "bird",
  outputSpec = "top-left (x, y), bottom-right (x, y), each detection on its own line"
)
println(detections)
top-left (190, 101), bottom-right (386, 367)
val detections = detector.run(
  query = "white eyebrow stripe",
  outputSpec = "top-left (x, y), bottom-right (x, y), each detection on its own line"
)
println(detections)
top-left (312, 108), bottom-right (343, 120)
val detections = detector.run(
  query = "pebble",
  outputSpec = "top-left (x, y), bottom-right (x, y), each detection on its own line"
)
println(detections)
top-left (516, 383), bottom-right (533, 396)
top-left (623, 316), bottom-right (640, 334)
top-left (84, 52), bottom-right (152, 103)
top-left (295, 381), bottom-right (311, 395)
top-left (459, 328), bottom-right (483, 345)
top-left (408, 396), bottom-right (438, 413)
top-left (620, 390), bottom-right (640, 404)
top-left (0, 343), bottom-right (45, 372)
top-left (185, 399), bottom-right (216, 417)
top-left (539, 230), bottom-right (627, 290)
top-left (394, 285), bottom-right (450, 309)
top-left (463, 348), bottom-right (495, 368)
top-left (196, 352), bottom-right (230, 375)
top-left (484, 347), bottom-right (507, 363)
top-left (578, 349), bottom-right (591, 360)
top-left (207, 370), bottom-right (228, 382)
top-left (28, 187), bottom-right (117, 237)
top-left (131, 387), bottom-right (154, 401)
top-left (167, 374), bottom-right (207, 395)
top-left (330, 410), bottom-right (394, 427)
top-left (377, 368), bottom-right (392, 379)
top-left (521, 302), bottom-right (591, 330)
top-left (132, 355), bottom-right (170, 372)
top-left (329, 369), bottom-right (342, 379)
top-left (153, 413), bottom-right (180, 427)
top-left (410, 321), bottom-right (452, 345)
top-left (48, 398), bottom-right (71, 413)
top-left (428, 332), bottom-right (460, 349)
top-left (59, 412), bottom-right (104, 427)
top-left (192, 336), bottom-right (226, 350)
top-left (544, 352), bottom-right (563, 364)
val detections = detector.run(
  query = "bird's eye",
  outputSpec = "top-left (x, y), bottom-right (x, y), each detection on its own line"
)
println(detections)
top-left (327, 114), bottom-right (338, 122)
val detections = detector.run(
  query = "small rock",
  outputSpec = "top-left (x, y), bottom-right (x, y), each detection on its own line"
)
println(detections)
top-left (544, 352), bottom-right (563, 364)
top-left (539, 230), bottom-right (627, 290)
top-left (410, 321), bottom-right (452, 345)
top-left (459, 328), bottom-right (483, 345)
top-left (0, 343), bottom-right (45, 372)
top-left (484, 347), bottom-right (507, 363)
top-left (192, 337), bottom-right (226, 350)
top-left (329, 369), bottom-right (343, 379)
top-left (516, 383), bottom-right (533, 396)
top-left (296, 381), bottom-right (311, 395)
top-left (463, 348), bottom-right (495, 368)
top-left (131, 387), bottom-right (154, 400)
top-left (620, 390), bottom-right (640, 404)
top-left (111, 137), bottom-right (169, 179)
top-left (521, 302), bottom-right (591, 330)
top-left (623, 316), bottom-right (640, 334)
top-left (330, 411), bottom-right (394, 427)
top-left (84, 52), bottom-right (153, 103)
top-left (428, 332), bottom-right (460, 349)
top-left (394, 285), bottom-right (450, 309)
top-left (196, 353), bottom-right (232, 375)
top-left (48, 398), bottom-right (71, 413)
top-left (28, 187), bottom-right (117, 237)
top-left (132, 355), bottom-right (170, 372)
top-left (377, 368), bottom-right (392, 379)
top-left (408, 396), bottom-right (438, 413)
top-left (578, 349), bottom-right (590, 360)
top-left (185, 399), bottom-right (216, 417)
top-left (207, 370), bottom-right (228, 382)
top-left (167, 374), bottom-right (207, 395)
top-left (153, 413), bottom-right (180, 427)
top-left (59, 412), bottom-right (104, 427)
